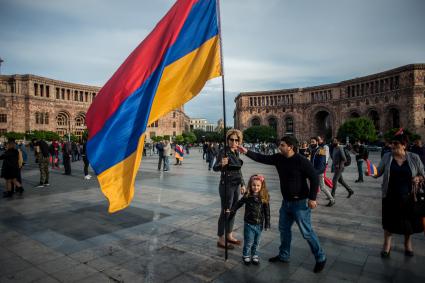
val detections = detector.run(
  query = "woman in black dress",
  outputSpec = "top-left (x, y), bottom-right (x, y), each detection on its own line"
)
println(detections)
top-left (376, 133), bottom-right (424, 257)
top-left (1, 140), bottom-right (24, 198)
top-left (214, 129), bottom-right (246, 249)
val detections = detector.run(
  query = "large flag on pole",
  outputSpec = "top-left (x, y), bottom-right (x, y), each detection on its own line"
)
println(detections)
top-left (86, 0), bottom-right (221, 213)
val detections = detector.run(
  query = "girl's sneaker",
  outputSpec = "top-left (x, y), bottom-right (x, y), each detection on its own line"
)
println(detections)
top-left (252, 255), bottom-right (260, 265)
top-left (243, 256), bottom-right (251, 265)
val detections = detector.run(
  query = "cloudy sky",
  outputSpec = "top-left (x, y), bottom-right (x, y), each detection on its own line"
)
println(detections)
top-left (1, 0), bottom-right (424, 125)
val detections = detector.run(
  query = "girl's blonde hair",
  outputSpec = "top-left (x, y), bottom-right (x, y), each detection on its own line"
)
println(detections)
top-left (247, 174), bottom-right (269, 203)
top-left (226, 129), bottom-right (243, 143)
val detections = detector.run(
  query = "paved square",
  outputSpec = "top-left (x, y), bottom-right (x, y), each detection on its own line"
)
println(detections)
top-left (0, 148), bottom-right (424, 282)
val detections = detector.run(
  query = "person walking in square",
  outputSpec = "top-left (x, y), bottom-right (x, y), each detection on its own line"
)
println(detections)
top-left (310, 137), bottom-right (335, 206)
top-left (156, 141), bottom-right (165, 170)
top-left (238, 136), bottom-right (327, 273)
top-left (230, 174), bottom-right (270, 265)
top-left (163, 140), bottom-right (171, 171)
top-left (1, 140), bottom-right (24, 198)
top-left (331, 137), bottom-right (354, 198)
top-left (33, 138), bottom-right (50, 187)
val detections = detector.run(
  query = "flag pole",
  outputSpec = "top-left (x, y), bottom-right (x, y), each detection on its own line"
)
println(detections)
top-left (216, 0), bottom-right (229, 261)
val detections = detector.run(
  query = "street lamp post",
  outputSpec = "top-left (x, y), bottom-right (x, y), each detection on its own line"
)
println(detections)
top-left (0, 57), bottom-right (4, 75)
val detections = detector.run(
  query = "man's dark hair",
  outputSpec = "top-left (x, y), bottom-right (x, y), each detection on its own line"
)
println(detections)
top-left (281, 135), bottom-right (298, 149)
top-left (310, 136), bottom-right (318, 142)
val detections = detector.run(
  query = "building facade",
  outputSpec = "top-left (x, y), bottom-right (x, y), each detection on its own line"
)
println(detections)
top-left (189, 118), bottom-right (215, 132)
top-left (0, 74), bottom-right (191, 140)
top-left (234, 64), bottom-right (425, 141)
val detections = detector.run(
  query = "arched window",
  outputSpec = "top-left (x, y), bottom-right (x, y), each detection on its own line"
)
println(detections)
top-left (285, 117), bottom-right (294, 134)
top-left (57, 112), bottom-right (69, 127)
top-left (268, 117), bottom-right (277, 132)
top-left (75, 115), bottom-right (85, 127)
top-left (251, 117), bottom-right (260, 126)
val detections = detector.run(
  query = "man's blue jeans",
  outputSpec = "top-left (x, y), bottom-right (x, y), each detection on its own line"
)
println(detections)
top-left (243, 223), bottom-right (262, 257)
top-left (278, 199), bottom-right (326, 262)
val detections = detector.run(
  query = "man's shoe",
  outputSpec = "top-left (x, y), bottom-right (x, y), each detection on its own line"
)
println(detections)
top-left (35, 184), bottom-right (45, 188)
top-left (44, 183), bottom-right (50, 187)
top-left (355, 180), bottom-right (364, 183)
top-left (314, 259), bottom-right (326, 273)
top-left (269, 255), bottom-right (289, 263)
top-left (347, 190), bottom-right (354, 198)
top-left (326, 199), bottom-right (335, 207)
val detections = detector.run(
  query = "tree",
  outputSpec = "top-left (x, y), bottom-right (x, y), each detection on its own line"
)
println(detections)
top-left (174, 135), bottom-right (184, 144)
top-left (151, 136), bottom-right (163, 143)
top-left (337, 117), bottom-right (377, 143)
top-left (3, 132), bottom-right (25, 140)
top-left (183, 132), bottom-right (197, 144)
top-left (192, 129), bottom-right (206, 143)
top-left (243, 126), bottom-right (277, 143)
top-left (383, 128), bottom-right (420, 142)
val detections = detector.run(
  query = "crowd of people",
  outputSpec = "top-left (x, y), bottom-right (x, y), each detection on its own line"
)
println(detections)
top-left (211, 128), bottom-right (425, 273)
top-left (1, 128), bottom-right (424, 274)
top-left (1, 138), bottom-right (91, 198)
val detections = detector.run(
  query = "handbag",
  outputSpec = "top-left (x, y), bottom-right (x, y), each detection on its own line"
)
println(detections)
top-left (412, 179), bottom-right (425, 217)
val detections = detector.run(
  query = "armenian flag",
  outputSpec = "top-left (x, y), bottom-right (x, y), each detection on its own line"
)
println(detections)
top-left (86, 0), bottom-right (221, 213)
top-left (175, 144), bottom-right (184, 161)
top-left (365, 159), bottom-right (378, 177)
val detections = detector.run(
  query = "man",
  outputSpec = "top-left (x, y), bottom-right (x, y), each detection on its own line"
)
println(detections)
top-left (163, 140), bottom-right (171, 171)
top-left (353, 140), bottom-right (368, 183)
top-left (310, 137), bottom-right (335, 206)
top-left (156, 141), bottom-right (165, 170)
top-left (410, 138), bottom-right (425, 166)
top-left (32, 138), bottom-right (50, 187)
top-left (331, 138), bottom-right (354, 198)
top-left (62, 140), bottom-right (72, 175)
top-left (238, 136), bottom-right (326, 273)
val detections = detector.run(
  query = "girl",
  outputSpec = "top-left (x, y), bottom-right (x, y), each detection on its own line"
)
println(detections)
top-left (231, 174), bottom-right (270, 265)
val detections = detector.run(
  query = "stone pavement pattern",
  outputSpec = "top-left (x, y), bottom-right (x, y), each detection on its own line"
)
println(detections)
top-left (0, 149), bottom-right (424, 282)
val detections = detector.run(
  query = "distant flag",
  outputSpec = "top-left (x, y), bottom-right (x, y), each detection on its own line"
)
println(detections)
top-left (394, 128), bottom-right (404, 136)
top-left (175, 144), bottom-right (184, 162)
top-left (365, 159), bottom-right (378, 177)
top-left (86, 0), bottom-right (222, 213)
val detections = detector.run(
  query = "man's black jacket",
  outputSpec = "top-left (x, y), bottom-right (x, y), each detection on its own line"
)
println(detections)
top-left (246, 151), bottom-right (319, 201)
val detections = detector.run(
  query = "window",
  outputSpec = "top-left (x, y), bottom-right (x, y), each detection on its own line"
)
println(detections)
top-left (80, 91), bottom-right (83, 102)
top-left (67, 89), bottom-right (70, 100)
top-left (44, 113), bottom-right (49, 125)
top-left (0, 129), bottom-right (6, 135)
top-left (0, 99), bottom-right (6, 107)
top-left (0, 114), bottom-right (7, 123)
top-left (34, 83), bottom-right (39, 96)
top-left (35, 112), bottom-right (40, 124)
top-left (74, 91), bottom-right (78, 101)
top-left (56, 88), bottom-right (60, 99)
top-left (46, 86), bottom-right (50, 98)
top-left (40, 85), bottom-right (44, 97)
top-left (61, 88), bottom-right (65, 100)
top-left (285, 117), bottom-right (294, 134)
top-left (173, 122), bottom-right (176, 128)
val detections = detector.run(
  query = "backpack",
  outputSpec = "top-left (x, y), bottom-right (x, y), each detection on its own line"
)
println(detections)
top-left (343, 147), bottom-right (352, 166)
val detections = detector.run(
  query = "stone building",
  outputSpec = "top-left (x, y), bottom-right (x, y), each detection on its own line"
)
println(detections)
top-left (234, 64), bottom-right (425, 141)
top-left (0, 74), bottom-right (191, 140)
